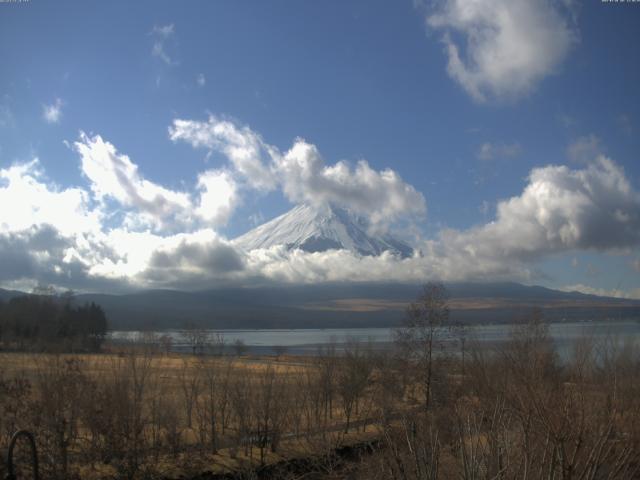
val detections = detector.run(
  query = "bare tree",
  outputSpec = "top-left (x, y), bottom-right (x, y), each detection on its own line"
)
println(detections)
top-left (317, 341), bottom-right (338, 423)
top-left (252, 365), bottom-right (288, 463)
top-left (79, 350), bottom-right (154, 480)
top-left (337, 340), bottom-right (373, 433)
top-left (376, 414), bottom-right (441, 480)
top-left (181, 322), bottom-right (211, 355)
top-left (159, 334), bottom-right (173, 355)
top-left (195, 356), bottom-right (225, 453)
top-left (233, 338), bottom-right (248, 357)
top-left (229, 368), bottom-right (252, 457)
top-left (371, 350), bottom-right (404, 425)
top-left (178, 358), bottom-right (201, 429)
top-left (395, 282), bottom-right (450, 412)
top-left (209, 331), bottom-right (226, 356)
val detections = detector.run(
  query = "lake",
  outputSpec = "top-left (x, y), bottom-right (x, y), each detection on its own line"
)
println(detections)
top-left (110, 319), bottom-right (640, 356)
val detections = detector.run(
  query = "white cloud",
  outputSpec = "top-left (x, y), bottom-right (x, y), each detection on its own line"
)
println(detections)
top-left (241, 243), bottom-right (531, 285)
top-left (169, 116), bottom-right (278, 191)
top-left (170, 116), bottom-right (426, 230)
top-left (42, 98), bottom-right (63, 124)
top-left (142, 229), bottom-right (245, 287)
top-left (196, 73), bottom-right (206, 87)
top-left (437, 157), bottom-right (640, 263)
top-left (195, 170), bottom-right (238, 226)
top-left (75, 133), bottom-right (194, 231)
top-left (0, 156), bottom-right (246, 291)
top-left (220, 152), bottom-right (640, 287)
top-left (74, 133), bottom-right (242, 231)
top-left (567, 134), bottom-right (603, 164)
top-left (276, 139), bottom-right (426, 229)
top-left (0, 160), bottom-right (123, 290)
top-left (3, 118), bottom-right (640, 294)
top-left (567, 134), bottom-right (602, 163)
top-left (88, 228), bottom-right (245, 289)
top-left (0, 160), bottom-right (100, 237)
top-left (427, 0), bottom-right (577, 102)
top-left (479, 200), bottom-right (491, 216)
top-left (249, 211), bottom-right (265, 227)
top-left (0, 170), bottom-right (529, 289)
top-left (151, 23), bottom-right (176, 66)
top-left (152, 24), bottom-right (174, 37)
top-left (477, 141), bottom-right (522, 160)
top-left (152, 44), bottom-right (172, 65)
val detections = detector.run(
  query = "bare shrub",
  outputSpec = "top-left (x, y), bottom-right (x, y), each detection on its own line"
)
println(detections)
top-left (32, 355), bottom-right (87, 479)
top-left (0, 364), bottom-right (33, 479)
top-left (178, 358), bottom-right (201, 429)
top-left (337, 340), bottom-right (373, 434)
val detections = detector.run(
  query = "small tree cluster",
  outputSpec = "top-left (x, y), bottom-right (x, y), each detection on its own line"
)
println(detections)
top-left (0, 293), bottom-right (108, 352)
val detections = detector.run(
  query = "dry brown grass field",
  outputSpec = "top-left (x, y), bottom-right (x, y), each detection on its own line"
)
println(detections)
top-left (2, 315), bottom-right (640, 479)
top-left (0, 346), bottom-right (395, 479)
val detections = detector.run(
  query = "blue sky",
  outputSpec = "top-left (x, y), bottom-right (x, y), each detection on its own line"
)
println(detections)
top-left (1, 0), bottom-right (639, 295)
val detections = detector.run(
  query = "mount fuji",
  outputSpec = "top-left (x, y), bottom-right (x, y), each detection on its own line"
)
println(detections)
top-left (233, 204), bottom-right (414, 257)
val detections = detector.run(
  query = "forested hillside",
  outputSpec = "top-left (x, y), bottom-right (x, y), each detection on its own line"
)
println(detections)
top-left (0, 294), bottom-right (108, 352)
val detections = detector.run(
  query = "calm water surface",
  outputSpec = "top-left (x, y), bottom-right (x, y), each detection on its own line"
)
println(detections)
top-left (110, 319), bottom-right (640, 355)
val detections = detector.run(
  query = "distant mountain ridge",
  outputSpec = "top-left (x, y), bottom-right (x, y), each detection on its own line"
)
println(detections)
top-left (233, 203), bottom-right (413, 257)
top-left (0, 288), bottom-right (25, 302)
top-left (2, 282), bottom-right (638, 330)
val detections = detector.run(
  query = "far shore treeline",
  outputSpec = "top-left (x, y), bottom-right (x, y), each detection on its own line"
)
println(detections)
top-left (0, 291), bottom-right (108, 352)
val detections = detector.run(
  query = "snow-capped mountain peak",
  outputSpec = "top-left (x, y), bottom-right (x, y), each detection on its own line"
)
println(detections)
top-left (234, 204), bottom-right (413, 257)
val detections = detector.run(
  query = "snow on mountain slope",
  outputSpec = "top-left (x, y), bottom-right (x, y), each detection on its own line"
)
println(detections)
top-left (234, 204), bottom-right (413, 257)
